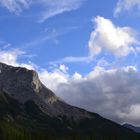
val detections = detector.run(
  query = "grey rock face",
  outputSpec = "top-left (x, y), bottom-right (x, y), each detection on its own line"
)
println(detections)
top-left (0, 62), bottom-right (91, 120)
top-left (0, 62), bottom-right (56, 102)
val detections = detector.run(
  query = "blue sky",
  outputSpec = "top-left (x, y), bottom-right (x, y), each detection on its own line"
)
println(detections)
top-left (0, 0), bottom-right (140, 73)
top-left (1, 0), bottom-right (140, 126)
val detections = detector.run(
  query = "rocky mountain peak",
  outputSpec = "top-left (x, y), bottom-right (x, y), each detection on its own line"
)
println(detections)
top-left (0, 62), bottom-right (55, 103)
top-left (0, 62), bottom-right (39, 86)
top-left (0, 62), bottom-right (91, 119)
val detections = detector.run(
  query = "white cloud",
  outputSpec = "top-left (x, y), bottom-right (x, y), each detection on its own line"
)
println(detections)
top-left (118, 104), bottom-right (140, 123)
top-left (59, 64), bottom-right (69, 73)
top-left (0, 49), bottom-right (36, 70)
top-left (72, 72), bottom-right (82, 81)
top-left (114, 0), bottom-right (140, 16)
top-left (39, 0), bottom-right (84, 22)
top-left (38, 65), bottom-right (140, 126)
top-left (39, 68), bottom-right (68, 91)
top-left (50, 56), bottom-right (92, 64)
top-left (0, 0), bottom-right (31, 14)
top-left (0, 0), bottom-right (84, 22)
top-left (88, 16), bottom-right (138, 57)
top-left (0, 49), bottom-right (23, 65)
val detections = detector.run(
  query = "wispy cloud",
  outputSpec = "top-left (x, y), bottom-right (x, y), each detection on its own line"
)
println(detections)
top-left (0, 0), bottom-right (84, 22)
top-left (114, 0), bottom-right (140, 16)
top-left (20, 26), bottom-right (80, 49)
top-left (50, 56), bottom-right (92, 65)
top-left (0, 0), bottom-right (31, 14)
top-left (38, 0), bottom-right (84, 22)
top-left (20, 29), bottom-right (60, 49)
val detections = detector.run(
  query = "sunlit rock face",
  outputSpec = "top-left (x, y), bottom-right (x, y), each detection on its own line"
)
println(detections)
top-left (0, 62), bottom-right (90, 120)
top-left (0, 62), bottom-right (55, 102)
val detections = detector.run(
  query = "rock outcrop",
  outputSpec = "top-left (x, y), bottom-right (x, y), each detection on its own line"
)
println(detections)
top-left (0, 62), bottom-right (90, 120)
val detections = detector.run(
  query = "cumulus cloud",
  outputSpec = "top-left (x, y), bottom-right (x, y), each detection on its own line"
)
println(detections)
top-left (0, 49), bottom-right (36, 70)
top-left (39, 65), bottom-right (140, 126)
top-left (39, 66), bottom-right (69, 91)
top-left (88, 16), bottom-right (138, 57)
top-left (114, 0), bottom-right (140, 16)
top-left (0, 49), bottom-right (23, 65)
top-left (59, 64), bottom-right (69, 73)
top-left (0, 0), bottom-right (84, 22)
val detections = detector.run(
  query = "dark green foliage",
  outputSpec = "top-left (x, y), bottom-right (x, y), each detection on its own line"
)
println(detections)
top-left (0, 119), bottom-right (140, 140)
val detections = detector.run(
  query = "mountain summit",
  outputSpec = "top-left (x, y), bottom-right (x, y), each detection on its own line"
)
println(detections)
top-left (0, 62), bottom-right (90, 120)
top-left (0, 62), bottom-right (139, 140)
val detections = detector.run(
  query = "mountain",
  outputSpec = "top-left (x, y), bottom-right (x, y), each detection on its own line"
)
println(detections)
top-left (0, 62), bottom-right (140, 140)
top-left (123, 124), bottom-right (140, 133)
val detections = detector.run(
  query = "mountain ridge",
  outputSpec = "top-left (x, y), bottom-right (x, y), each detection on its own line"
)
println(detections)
top-left (0, 62), bottom-right (91, 120)
top-left (0, 62), bottom-right (140, 140)
top-left (123, 123), bottom-right (140, 133)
